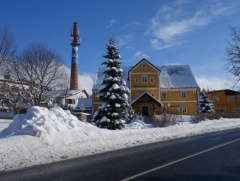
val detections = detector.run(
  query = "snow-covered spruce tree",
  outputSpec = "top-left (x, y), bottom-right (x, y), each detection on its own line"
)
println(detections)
top-left (198, 89), bottom-right (214, 114)
top-left (93, 38), bottom-right (136, 130)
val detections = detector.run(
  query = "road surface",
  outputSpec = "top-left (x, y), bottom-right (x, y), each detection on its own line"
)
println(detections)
top-left (1, 128), bottom-right (240, 181)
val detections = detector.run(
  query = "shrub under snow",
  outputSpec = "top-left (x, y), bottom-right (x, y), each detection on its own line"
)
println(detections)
top-left (153, 114), bottom-right (179, 127)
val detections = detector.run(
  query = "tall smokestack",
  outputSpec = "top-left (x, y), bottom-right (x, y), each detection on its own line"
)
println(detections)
top-left (70, 22), bottom-right (80, 90)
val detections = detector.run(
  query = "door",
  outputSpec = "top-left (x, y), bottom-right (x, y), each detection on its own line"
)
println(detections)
top-left (142, 106), bottom-right (149, 116)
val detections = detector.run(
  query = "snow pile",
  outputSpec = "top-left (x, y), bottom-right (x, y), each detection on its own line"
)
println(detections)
top-left (0, 106), bottom-right (240, 171)
top-left (0, 119), bottom-right (12, 131)
top-left (0, 106), bottom-right (101, 138)
top-left (126, 119), bottom-right (153, 129)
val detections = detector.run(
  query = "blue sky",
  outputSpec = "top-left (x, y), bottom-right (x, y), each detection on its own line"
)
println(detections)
top-left (1, 0), bottom-right (240, 93)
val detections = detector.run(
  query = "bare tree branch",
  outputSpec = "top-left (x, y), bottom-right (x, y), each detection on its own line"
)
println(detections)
top-left (226, 26), bottom-right (240, 88)
top-left (9, 43), bottom-right (67, 106)
top-left (0, 25), bottom-right (16, 69)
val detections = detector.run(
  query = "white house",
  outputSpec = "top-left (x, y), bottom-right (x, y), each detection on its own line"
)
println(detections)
top-left (0, 72), bottom-right (30, 113)
top-left (55, 89), bottom-right (89, 109)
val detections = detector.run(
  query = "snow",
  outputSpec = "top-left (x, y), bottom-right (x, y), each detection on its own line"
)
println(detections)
top-left (100, 116), bottom-right (110, 123)
top-left (112, 83), bottom-right (119, 90)
top-left (66, 89), bottom-right (84, 96)
top-left (0, 106), bottom-right (240, 171)
top-left (120, 85), bottom-right (125, 91)
top-left (0, 119), bottom-right (12, 131)
top-left (122, 93), bottom-right (128, 100)
top-left (115, 103), bottom-right (121, 107)
top-left (93, 65), bottom-right (198, 90)
top-left (158, 65), bottom-right (198, 88)
top-left (112, 113), bottom-right (119, 117)
top-left (110, 94), bottom-right (116, 99)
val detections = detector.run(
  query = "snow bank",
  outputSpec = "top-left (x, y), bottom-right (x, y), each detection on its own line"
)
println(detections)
top-left (0, 106), bottom-right (101, 138)
top-left (0, 106), bottom-right (240, 171)
top-left (126, 119), bottom-right (153, 129)
top-left (0, 119), bottom-right (12, 132)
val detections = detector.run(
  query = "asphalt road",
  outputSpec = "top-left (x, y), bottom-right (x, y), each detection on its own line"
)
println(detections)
top-left (1, 128), bottom-right (240, 181)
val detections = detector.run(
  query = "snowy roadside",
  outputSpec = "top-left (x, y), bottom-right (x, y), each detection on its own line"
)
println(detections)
top-left (0, 119), bottom-right (12, 132)
top-left (0, 106), bottom-right (240, 172)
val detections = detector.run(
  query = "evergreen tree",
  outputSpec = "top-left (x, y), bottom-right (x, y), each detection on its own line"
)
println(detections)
top-left (198, 89), bottom-right (214, 113)
top-left (93, 38), bottom-right (136, 130)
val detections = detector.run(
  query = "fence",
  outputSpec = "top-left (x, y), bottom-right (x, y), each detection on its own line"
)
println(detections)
top-left (0, 112), bottom-right (14, 119)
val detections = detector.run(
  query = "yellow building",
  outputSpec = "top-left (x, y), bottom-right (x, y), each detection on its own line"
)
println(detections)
top-left (207, 89), bottom-right (240, 113)
top-left (92, 59), bottom-right (199, 116)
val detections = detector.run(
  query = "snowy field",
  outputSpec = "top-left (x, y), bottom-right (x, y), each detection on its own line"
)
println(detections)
top-left (0, 106), bottom-right (240, 171)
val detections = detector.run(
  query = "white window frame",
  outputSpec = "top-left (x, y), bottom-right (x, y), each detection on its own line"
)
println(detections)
top-left (142, 75), bottom-right (148, 83)
top-left (66, 99), bottom-right (75, 104)
top-left (181, 91), bottom-right (186, 98)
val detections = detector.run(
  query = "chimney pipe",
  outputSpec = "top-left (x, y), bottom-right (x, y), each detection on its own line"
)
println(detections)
top-left (70, 22), bottom-right (80, 90)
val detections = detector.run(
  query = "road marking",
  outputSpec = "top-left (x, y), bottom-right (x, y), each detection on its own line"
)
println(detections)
top-left (121, 138), bottom-right (240, 181)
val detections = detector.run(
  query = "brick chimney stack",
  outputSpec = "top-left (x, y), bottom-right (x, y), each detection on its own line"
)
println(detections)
top-left (70, 22), bottom-right (80, 90)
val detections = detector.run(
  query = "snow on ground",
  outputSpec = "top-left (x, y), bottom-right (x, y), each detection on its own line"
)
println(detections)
top-left (0, 106), bottom-right (240, 171)
top-left (0, 119), bottom-right (12, 132)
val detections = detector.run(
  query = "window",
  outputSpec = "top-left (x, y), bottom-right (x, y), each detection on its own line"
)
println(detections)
top-left (136, 93), bottom-right (139, 99)
top-left (216, 108), bottom-right (226, 113)
top-left (150, 77), bottom-right (154, 83)
top-left (234, 108), bottom-right (240, 113)
top-left (142, 75), bottom-right (148, 83)
top-left (142, 63), bottom-right (146, 68)
top-left (237, 95), bottom-right (240, 102)
top-left (135, 78), bottom-right (139, 83)
top-left (213, 97), bottom-right (219, 102)
top-left (228, 96), bottom-right (234, 102)
top-left (162, 92), bottom-right (166, 99)
top-left (181, 106), bottom-right (187, 113)
top-left (181, 91), bottom-right (186, 98)
top-left (66, 99), bottom-right (75, 104)
top-left (151, 93), bottom-right (154, 97)
top-left (162, 107), bottom-right (167, 113)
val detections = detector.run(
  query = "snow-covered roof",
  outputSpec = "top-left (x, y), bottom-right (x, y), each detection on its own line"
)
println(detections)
top-left (208, 89), bottom-right (239, 95)
top-left (67, 89), bottom-right (84, 96)
top-left (76, 98), bottom-right (92, 108)
top-left (54, 89), bottom-right (89, 98)
top-left (93, 64), bottom-right (199, 90)
top-left (158, 65), bottom-right (199, 89)
top-left (131, 92), bottom-right (162, 106)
